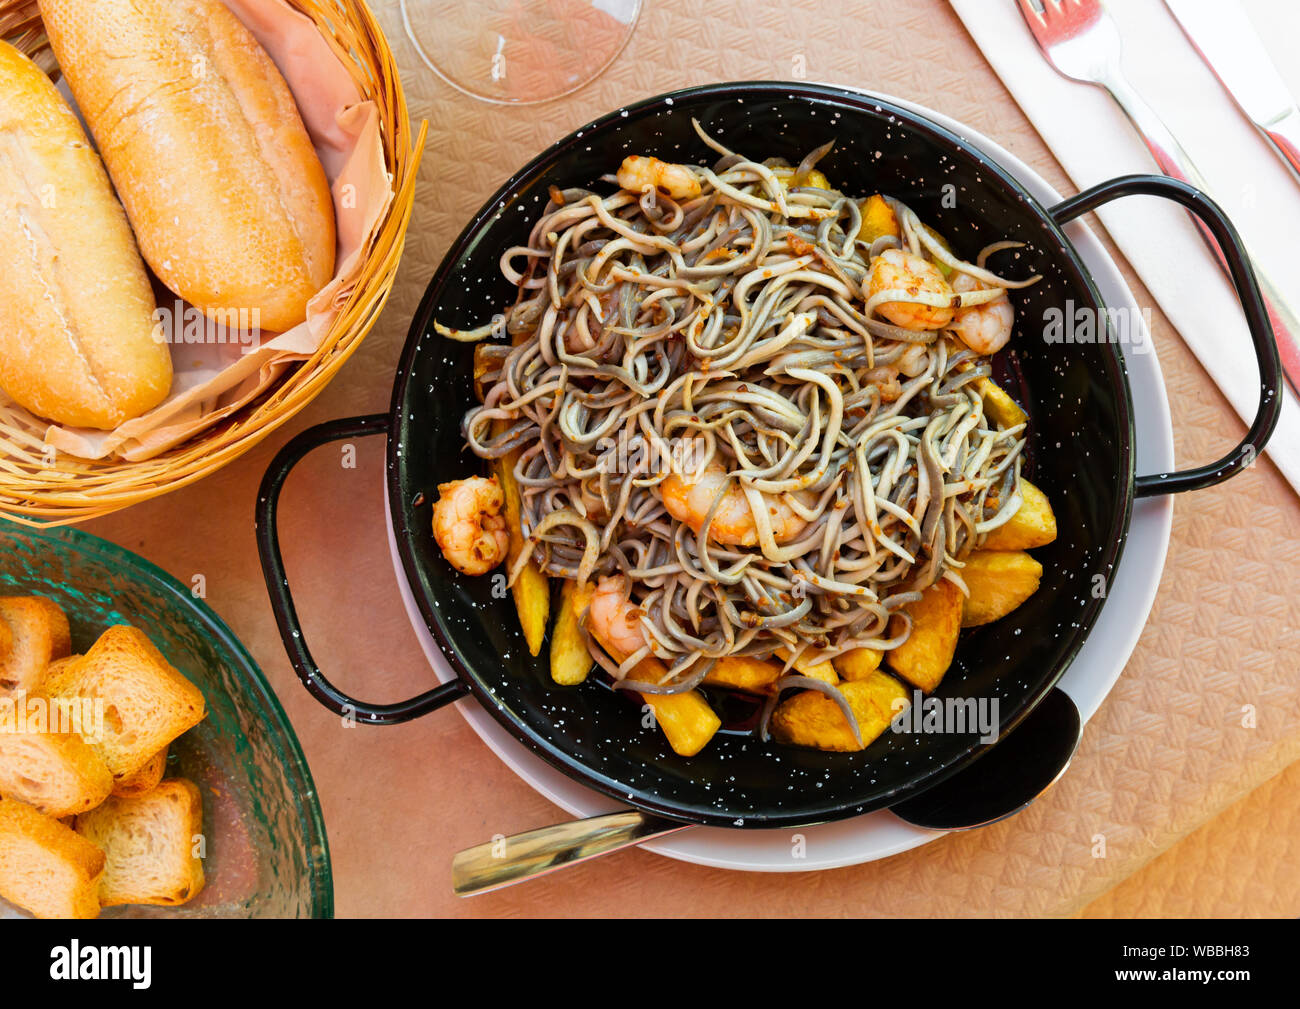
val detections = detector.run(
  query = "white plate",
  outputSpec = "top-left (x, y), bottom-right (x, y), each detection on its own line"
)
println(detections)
top-left (387, 92), bottom-right (1176, 872)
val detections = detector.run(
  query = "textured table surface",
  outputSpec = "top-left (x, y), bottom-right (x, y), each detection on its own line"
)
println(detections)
top-left (84, 0), bottom-right (1300, 917)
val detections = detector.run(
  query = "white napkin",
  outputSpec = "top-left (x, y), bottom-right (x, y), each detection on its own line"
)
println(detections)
top-left (949, 0), bottom-right (1300, 494)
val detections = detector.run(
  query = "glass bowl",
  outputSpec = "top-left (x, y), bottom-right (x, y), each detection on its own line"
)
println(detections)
top-left (0, 524), bottom-right (332, 918)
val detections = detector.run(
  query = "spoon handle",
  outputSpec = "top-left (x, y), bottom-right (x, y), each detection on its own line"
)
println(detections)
top-left (452, 810), bottom-right (687, 896)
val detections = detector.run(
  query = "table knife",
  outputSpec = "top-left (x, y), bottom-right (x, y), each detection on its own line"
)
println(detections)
top-left (1165, 0), bottom-right (1300, 187)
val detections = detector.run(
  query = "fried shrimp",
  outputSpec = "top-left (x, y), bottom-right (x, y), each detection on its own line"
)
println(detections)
top-left (585, 574), bottom-right (650, 663)
top-left (616, 155), bottom-right (702, 201)
top-left (949, 271), bottom-right (1014, 355)
top-left (433, 476), bottom-right (510, 576)
top-left (661, 463), bottom-right (811, 548)
top-left (865, 248), bottom-right (956, 330)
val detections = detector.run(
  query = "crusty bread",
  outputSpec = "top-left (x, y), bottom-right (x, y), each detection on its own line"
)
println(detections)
top-left (0, 798), bottom-right (104, 918)
top-left (74, 779), bottom-right (204, 907)
top-left (41, 626), bottom-right (205, 781)
top-left (0, 723), bottom-right (112, 817)
top-left (0, 40), bottom-right (171, 430)
top-left (0, 596), bottom-right (72, 695)
top-left (111, 746), bottom-right (166, 798)
top-left (39, 0), bottom-right (336, 333)
top-left (0, 618), bottom-right (12, 667)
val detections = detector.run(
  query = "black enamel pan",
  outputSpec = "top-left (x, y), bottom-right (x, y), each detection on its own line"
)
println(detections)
top-left (255, 82), bottom-right (1280, 830)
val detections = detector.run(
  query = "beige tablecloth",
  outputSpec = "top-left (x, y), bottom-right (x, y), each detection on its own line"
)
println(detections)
top-left (83, 0), bottom-right (1300, 917)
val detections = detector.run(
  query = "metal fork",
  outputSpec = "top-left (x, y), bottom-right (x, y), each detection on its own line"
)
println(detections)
top-left (1018, 0), bottom-right (1300, 398)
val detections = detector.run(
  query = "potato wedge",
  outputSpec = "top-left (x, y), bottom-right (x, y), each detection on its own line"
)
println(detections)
top-left (704, 655), bottom-right (783, 694)
top-left (981, 478), bottom-right (1057, 551)
top-left (977, 376), bottom-right (1028, 430)
top-left (774, 166), bottom-right (831, 191)
top-left (473, 343), bottom-right (510, 403)
top-left (775, 647), bottom-right (838, 685)
top-left (492, 446), bottom-right (548, 657)
top-left (483, 326), bottom-right (548, 654)
top-left (587, 615), bottom-right (720, 757)
top-left (833, 647), bottom-right (883, 682)
top-left (550, 581), bottom-right (595, 685)
top-left (770, 672), bottom-right (911, 752)
top-left (885, 578), bottom-right (963, 693)
top-left (960, 550), bottom-right (1043, 627)
top-left (856, 194), bottom-right (899, 244)
top-left (623, 659), bottom-right (721, 757)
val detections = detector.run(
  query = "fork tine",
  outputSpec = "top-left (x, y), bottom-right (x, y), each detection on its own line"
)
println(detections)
top-left (1019, 0), bottom-right (1101, 48)
top-left (1017, 0), bottom-right (1051, 36)
top-left (1016, 0), bottom-right (1043, 23)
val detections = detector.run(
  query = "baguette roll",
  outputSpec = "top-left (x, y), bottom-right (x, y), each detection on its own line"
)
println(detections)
top-left (39, 0), bottom-right (337, 334)
top-left (0, 41), bottom-right (171, 430)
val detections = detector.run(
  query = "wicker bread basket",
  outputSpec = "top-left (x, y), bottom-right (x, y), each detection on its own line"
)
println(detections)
top-left (0, 0), bottom-right (425, 526)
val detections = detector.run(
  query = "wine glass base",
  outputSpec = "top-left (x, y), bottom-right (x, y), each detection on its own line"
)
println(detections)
top-left (401, 0), bottom-right (643, 106)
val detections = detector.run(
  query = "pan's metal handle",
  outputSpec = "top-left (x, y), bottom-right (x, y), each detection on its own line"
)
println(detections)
top-left (1048, 174), bottom-right (1282, 497)
top-left (255, 414), bottom-right (468, 725)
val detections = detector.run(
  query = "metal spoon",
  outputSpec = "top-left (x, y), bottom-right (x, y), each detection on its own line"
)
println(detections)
top-left (889, 686), bottom-right (1082, 830)
top-left (452, 809), bottom-right (686, 896)
top-left (451, 687), bottom-right (1082, 896)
